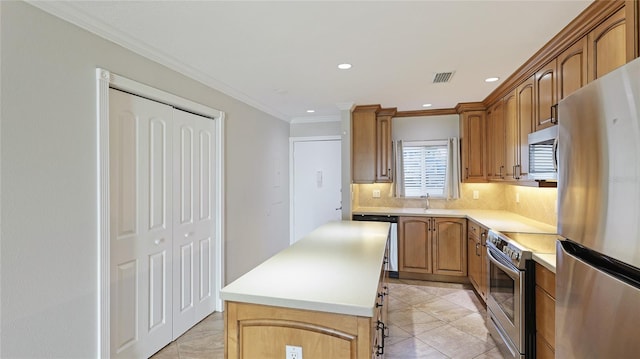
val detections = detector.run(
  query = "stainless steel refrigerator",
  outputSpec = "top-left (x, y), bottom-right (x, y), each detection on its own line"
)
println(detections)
top-left (557, 56), bottom-right (640, 358)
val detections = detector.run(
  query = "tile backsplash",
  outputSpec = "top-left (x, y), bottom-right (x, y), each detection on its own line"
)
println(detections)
top-left (353, 182), bottom-right (557, 227)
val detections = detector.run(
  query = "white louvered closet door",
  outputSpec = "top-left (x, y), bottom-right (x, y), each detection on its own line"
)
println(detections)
top-left (109, 88), bottom-right (174, 359)
top-left (172, 109), bottom-right (216, 339)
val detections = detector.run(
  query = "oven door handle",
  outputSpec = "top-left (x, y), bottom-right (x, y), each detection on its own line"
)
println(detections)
top-left (487, 246), bottom-right (520, 279)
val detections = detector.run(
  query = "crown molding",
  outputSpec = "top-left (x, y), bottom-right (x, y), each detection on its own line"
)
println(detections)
top-left (377, 107), bottom-right (397, 117)
top-left (352, 104), bottom-right (382, 113)
top-left (455, 102), bottom-right (486, 113)
top-left (483, 0), bottom-right (625, 107)
top-left (394, 108), bottom-right (458, 117)
top-left (27, 1), bottom-right (291, 122)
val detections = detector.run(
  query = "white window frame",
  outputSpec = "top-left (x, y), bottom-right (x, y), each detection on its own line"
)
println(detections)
top-left (401, 140), bottom-right (448, 199)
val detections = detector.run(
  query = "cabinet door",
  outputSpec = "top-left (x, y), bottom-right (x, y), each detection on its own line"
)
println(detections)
top-left (479, 228), bottom-right (488, 300)
top-left (504, 91), bottom-right (518, 179)
top-left (460, 111), bottom-right (487, 182)
top-left (488, 101), bottom-right (506, 179)
top-left (375, 114), bottom-right (393, 183)
top-left (558, 37), bottom-right (588, 100)
top-left (588, 7), bottom-right (627, 82)
top-left (535, 263), bottom-right (556, 358)
top-left (516, 76), bottom-right (534, 179)
top-left (535, 59), bottom-right (557, 131)
top-left (398, 217), bottom-right (431, 273)
top-left (352, 106), bottom-right (380, 183)
top-left (467, 224), bottom-right (481, 292)
top-left (432, 218), bottom-right (467, 276)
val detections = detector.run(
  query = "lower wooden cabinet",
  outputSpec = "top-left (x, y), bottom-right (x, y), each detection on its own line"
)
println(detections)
top-left (398, 216), bottom-right (467, 279)
top-left (467, 220), bottom-right (488, 301)
top-left (225, 258), bottom-right (390, 359)
top-left (535, 263), bottom-right (556, 359)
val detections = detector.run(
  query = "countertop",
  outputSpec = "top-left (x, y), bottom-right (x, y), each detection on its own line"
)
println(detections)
top-left (220, 221), bottom-right (390, 317)
top-left (353, 207), bottom-right (557, 271)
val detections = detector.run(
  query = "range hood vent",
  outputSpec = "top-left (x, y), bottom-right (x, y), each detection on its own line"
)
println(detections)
top-left (433, 72), bottom-right (455, 83)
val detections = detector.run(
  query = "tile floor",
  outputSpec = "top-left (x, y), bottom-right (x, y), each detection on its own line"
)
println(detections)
top-left (151, 278), bottom-right (504, 359)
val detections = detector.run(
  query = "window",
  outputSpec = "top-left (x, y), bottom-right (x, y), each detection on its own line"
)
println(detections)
top-left (401, 140), bottom-right (448, 197)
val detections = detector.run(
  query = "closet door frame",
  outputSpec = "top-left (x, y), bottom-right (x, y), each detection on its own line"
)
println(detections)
top-left (96, 68), bottom-right (225, 359)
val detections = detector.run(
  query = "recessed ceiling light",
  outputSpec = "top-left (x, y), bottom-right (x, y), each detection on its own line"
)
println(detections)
top-left (338, 63), bottom-right (352, 70)
top-left (422, 103), bottom-right (432, 108)
top-left (306, 110), bottom-right (315, 113)
top-left (485, 77), bottom-right (500, 83)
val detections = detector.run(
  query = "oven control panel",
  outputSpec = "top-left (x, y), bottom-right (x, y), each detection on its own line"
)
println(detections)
top-left (487, 230), bottom-right (532, 268)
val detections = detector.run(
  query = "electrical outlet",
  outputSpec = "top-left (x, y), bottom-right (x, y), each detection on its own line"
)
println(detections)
top-left (473, 190), bottom-right (479, 200)
top-left (516, 193), bottom-right (520, 203)
top-left (286, 345), bottom-right (303, 359)
top-left (372, 189), bottom-right (381, 198)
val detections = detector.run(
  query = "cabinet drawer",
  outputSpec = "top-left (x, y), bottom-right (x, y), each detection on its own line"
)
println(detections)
top-left (468, 221), bottom-right (481, 239)
top-left (535, 263), bottom-right (556, 298)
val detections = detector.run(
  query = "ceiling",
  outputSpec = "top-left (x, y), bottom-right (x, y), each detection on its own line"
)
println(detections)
top-left (31, 1), bottom-right (593, 122)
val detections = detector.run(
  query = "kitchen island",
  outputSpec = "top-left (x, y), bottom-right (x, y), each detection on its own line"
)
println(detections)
top-left (221, 221), bottom-right (391, 359)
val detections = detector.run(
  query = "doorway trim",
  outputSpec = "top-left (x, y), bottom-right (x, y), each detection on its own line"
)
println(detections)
top-left (96, 69), bottom-right (225, 359)
top-left (288, 135), bottom-right (341, 245)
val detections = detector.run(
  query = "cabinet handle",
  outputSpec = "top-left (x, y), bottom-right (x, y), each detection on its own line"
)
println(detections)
top-left (376, 320), bottom-right (386, 355)
top-left (466, 167), bottom-right (469, 179)
top-left (551, 104), bottom-right (558, 124)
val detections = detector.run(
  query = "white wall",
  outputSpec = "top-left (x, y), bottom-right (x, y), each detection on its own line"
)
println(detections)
top-left (289, 120), bottom-right (341, 137)
top-left (0, 2), bottom-right (290, 357)
top-left (392, 114), bottom-right (459, 141)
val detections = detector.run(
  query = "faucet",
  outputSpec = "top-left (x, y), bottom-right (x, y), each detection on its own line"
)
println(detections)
top-left (421, 193), bottom-right (430, 210)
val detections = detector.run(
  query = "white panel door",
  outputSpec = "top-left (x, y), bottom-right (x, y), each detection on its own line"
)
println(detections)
top-left (109, 89), bottom-right (173, 359)
top-left (172, 109), bottom-right (216, 339)
top-left (292, 139), bottom-right (342, 243)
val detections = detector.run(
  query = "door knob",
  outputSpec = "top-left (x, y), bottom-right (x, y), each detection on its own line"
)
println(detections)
top-left (154, 238), bottom-right (165, 245)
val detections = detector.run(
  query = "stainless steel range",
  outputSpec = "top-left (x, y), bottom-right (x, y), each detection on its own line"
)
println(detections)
top-left (486, 230), bottom-right (557, 359)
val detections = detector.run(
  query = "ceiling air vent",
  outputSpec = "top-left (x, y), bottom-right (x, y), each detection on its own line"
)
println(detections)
top-left (433, 71), bottom-right (455, 83)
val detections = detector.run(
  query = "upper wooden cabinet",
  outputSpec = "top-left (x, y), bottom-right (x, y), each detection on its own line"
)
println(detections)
top-left (376, 108), bottom-right (395, 183)
top-left (486, 101), bottom-right (506, 179)
top-left (459, 107), bottom-right (487, 182)
top-left (516, 76), bottom-right (534, 179)
top-left (534, 59), bottom-right (558, 131)
top-left (352, 105), bottom-right (379, 183)
top-left (504, 90), bottom-right (518, 179)
top-left (352, 105), bottom-right (397, 183)
top-left (588, 7), bottom-right (627, 82)
top-left (558, 37), bottom-right (588, 100)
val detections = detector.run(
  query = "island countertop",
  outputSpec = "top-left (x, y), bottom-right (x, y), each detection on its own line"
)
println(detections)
top-left (220, 221), bottom-right (390, 318)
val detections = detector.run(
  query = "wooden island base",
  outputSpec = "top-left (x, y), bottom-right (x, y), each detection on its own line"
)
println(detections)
top-left (224, 301), bottom-right (376, 359)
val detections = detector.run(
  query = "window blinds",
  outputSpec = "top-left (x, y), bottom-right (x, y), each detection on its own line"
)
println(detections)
top-left (402, 141), bottom-right (448, 197)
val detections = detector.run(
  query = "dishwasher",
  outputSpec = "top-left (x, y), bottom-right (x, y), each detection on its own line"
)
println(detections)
top-left (352, 214), bottom-right (398, 278)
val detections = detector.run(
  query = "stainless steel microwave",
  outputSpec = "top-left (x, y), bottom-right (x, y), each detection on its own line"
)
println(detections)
top-left (528, 125), bottom-right (558, 180)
